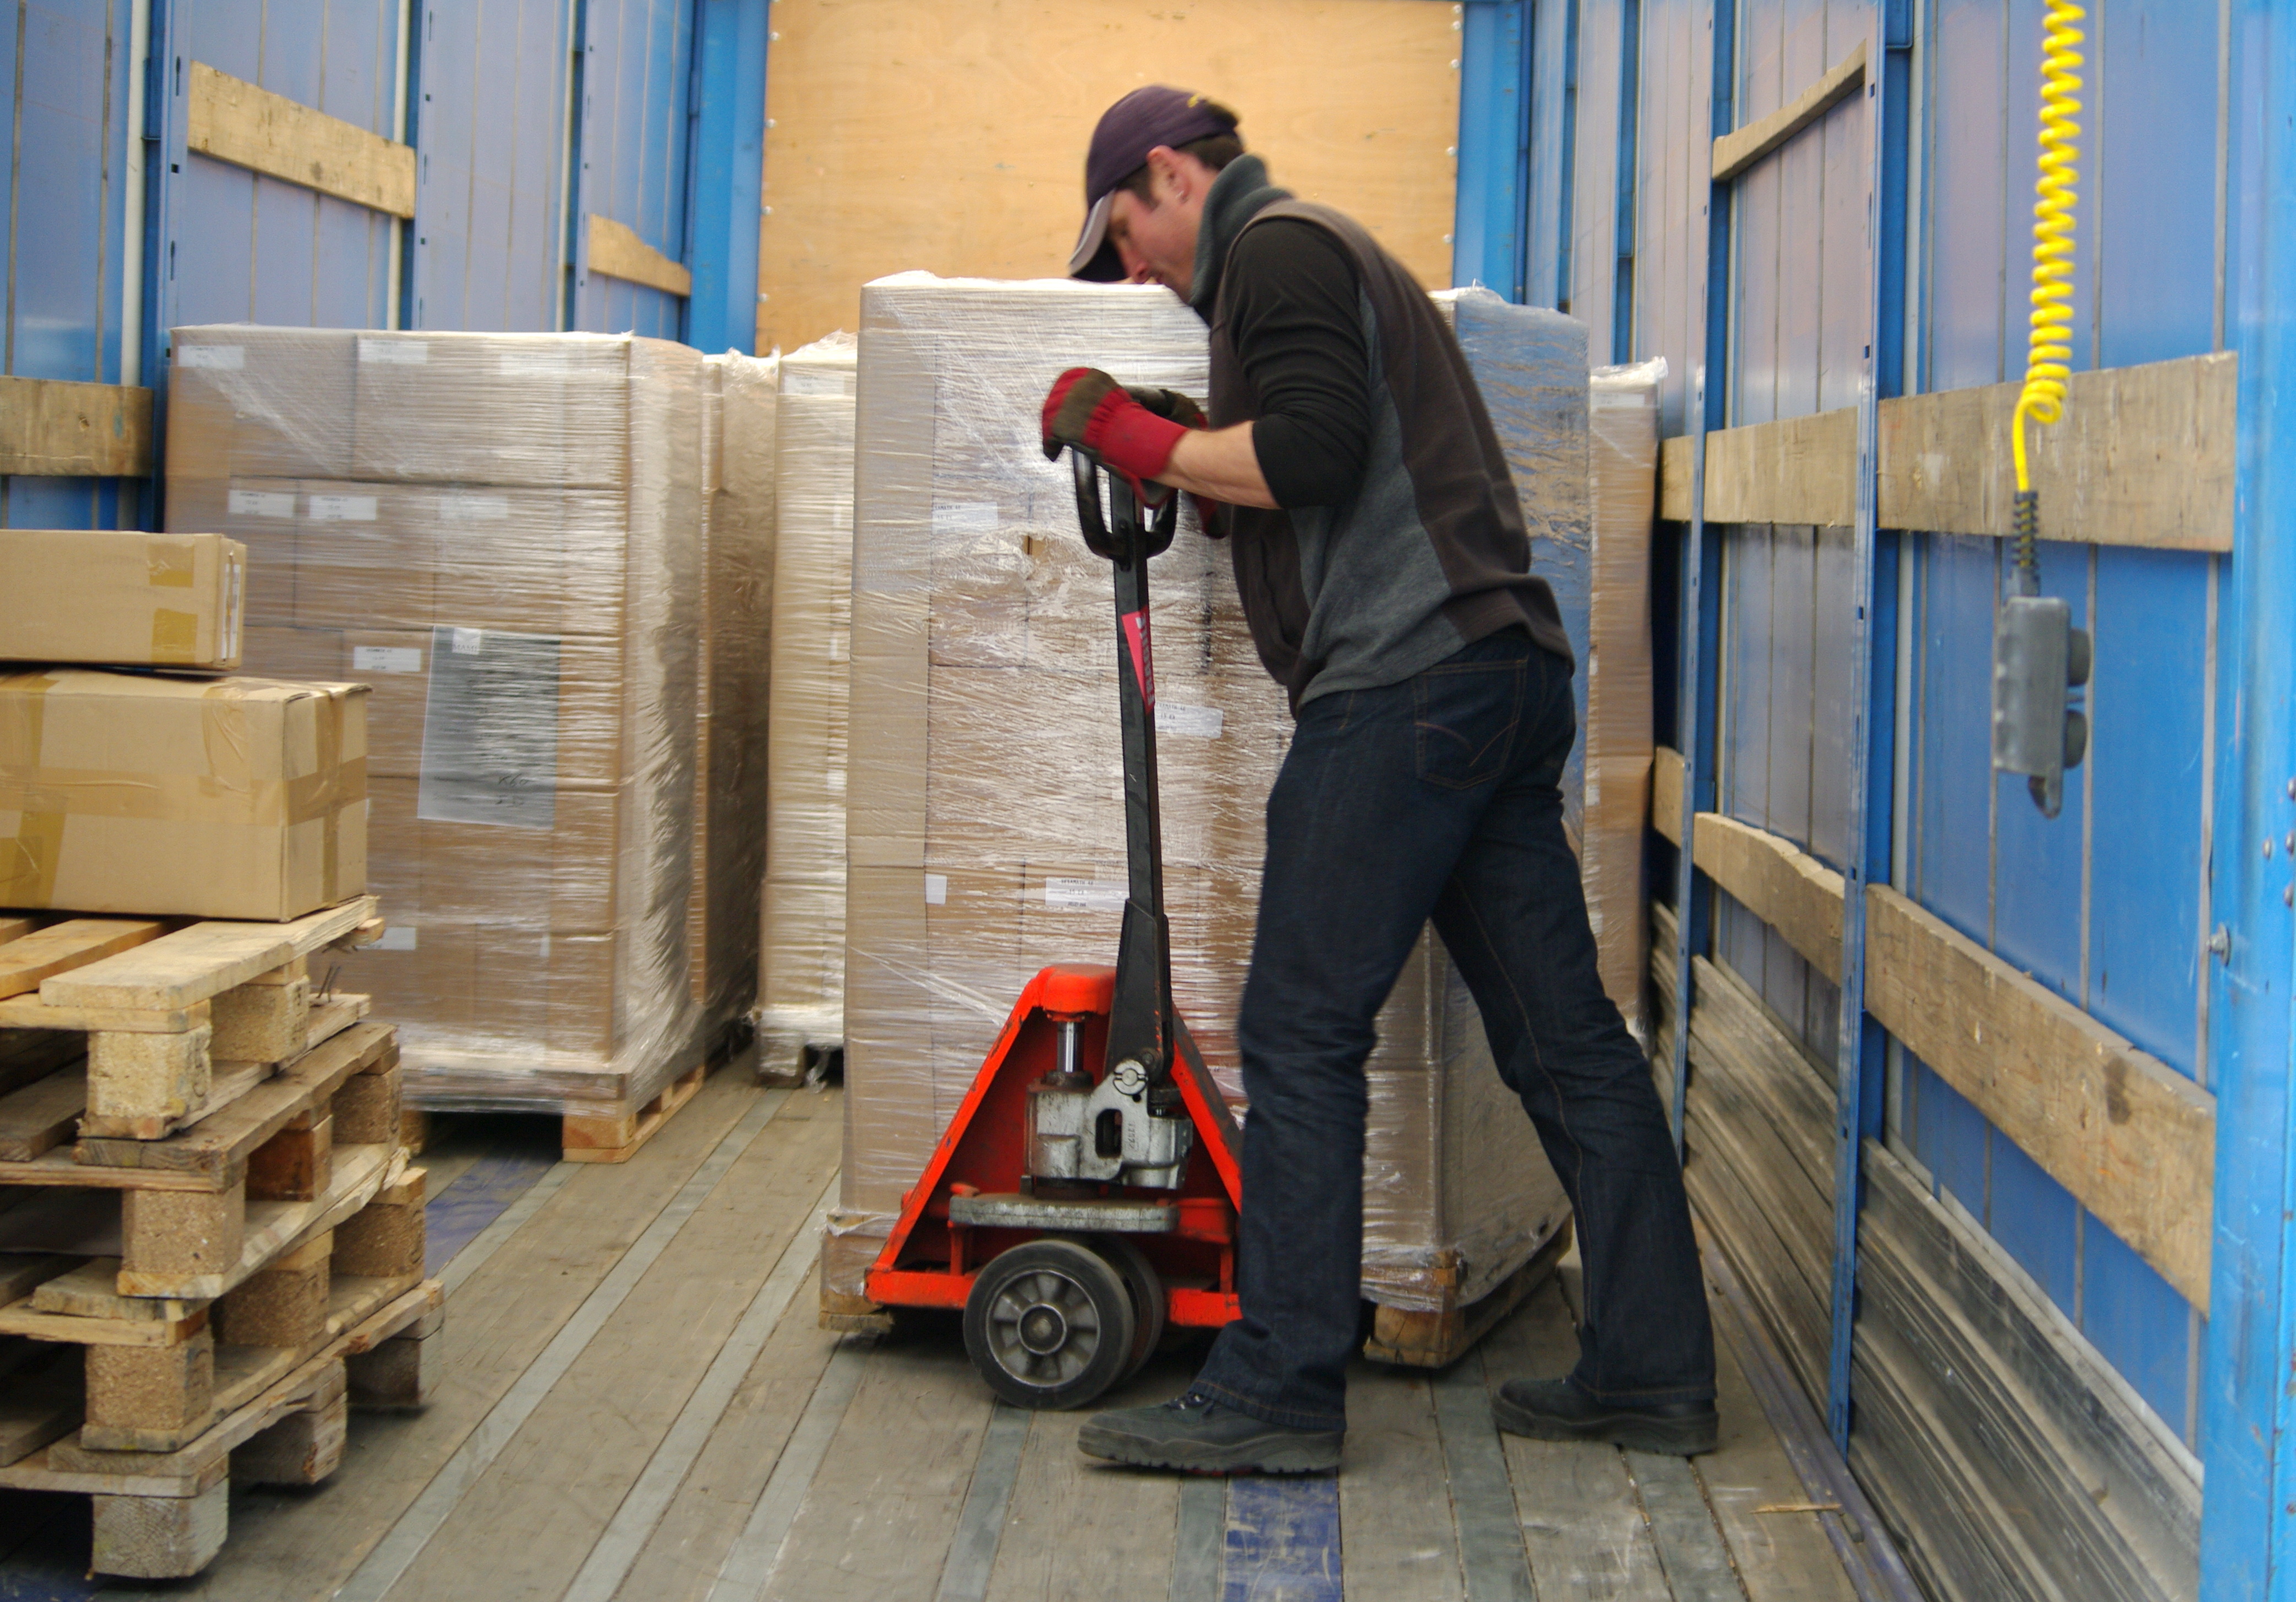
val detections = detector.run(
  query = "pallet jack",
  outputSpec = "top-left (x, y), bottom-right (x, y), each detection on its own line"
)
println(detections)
top-left (858, 445), bottom-right (1247, 1410)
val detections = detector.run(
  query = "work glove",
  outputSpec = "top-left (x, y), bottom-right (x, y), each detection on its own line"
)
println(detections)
top-left (1040, 368), bottom-right (1204, 504)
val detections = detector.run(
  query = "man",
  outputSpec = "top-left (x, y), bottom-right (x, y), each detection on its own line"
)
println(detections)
top-left (1041, 86), bottom-right (1716, 1475)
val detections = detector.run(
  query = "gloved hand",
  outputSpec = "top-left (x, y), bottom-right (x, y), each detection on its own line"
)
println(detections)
top-left (1041, 369), bottom-right (1204, 500)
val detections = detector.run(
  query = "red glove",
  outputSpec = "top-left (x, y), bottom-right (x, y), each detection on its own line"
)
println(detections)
top-left (1041, 368), bottom-right (1192, 499)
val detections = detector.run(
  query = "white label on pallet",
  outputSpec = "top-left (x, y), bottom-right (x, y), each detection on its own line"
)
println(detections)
top-left (178, 344), bottom-right (243, 369)
top-left (932, 502), bottom-right (998, 537)
top-left (1156, 703), bottom-right (1225, 738)
top-left (359, 337), bottom-right (429, 364)
top-left (353, 645), bottom-right (425, 674)
top-left (449, 627), bottom-right (483, 655)
top-left (438, 493), bottom-right (510, 522)
top-left (374, 924), bottom-right (418, 951)
top-left (1045, 878), bottom-right (1127, 912)
top-left (228, 489), bottom-right (295, 518)
top-left (924, 873), bottom-right (948, 906)
top-left (306, 494), bottom-right (378, 522)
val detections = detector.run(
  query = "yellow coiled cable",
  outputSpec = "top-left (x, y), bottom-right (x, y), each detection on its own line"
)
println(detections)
top-left (2010, 0), bottom-right (2085, 580)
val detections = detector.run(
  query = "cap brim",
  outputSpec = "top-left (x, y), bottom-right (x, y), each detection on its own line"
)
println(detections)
top-left (1067, 192), bottom-right (1125, 281)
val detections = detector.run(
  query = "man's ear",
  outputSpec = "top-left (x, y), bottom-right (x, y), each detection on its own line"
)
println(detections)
top-left (1145, 145), bottom-right (1189, 206)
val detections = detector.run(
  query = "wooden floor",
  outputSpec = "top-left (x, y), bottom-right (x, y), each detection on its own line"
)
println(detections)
top-left (0, 1067), bottom-right (1885, 1600)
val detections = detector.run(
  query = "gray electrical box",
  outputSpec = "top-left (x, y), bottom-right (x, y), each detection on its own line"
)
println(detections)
top-left (1993, 593), bottom-right (2091, 818)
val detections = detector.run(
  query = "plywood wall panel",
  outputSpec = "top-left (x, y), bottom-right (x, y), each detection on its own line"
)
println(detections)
top-left (756, 0), bottom-right (1462, 352)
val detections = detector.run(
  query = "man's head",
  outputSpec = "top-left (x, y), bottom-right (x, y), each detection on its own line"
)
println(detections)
top-left (1068, 87), bottom-right (1244, 296)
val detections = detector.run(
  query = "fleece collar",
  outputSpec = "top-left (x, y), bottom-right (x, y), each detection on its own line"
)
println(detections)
top-left (1188, 154), bottom-right (1293, 317)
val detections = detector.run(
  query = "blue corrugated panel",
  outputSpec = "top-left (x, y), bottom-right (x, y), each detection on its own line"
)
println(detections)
top-left (2, 0), bottom-right (137, 529)
top-left (569, 0), bottom-right (692, 339)
top-left (163, 0), bottom-right (400, 333)
top-left (412, 0), bottom-right (570, 331)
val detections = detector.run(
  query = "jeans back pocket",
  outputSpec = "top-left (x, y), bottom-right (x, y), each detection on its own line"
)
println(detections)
top-left (1413, 657), bottom-right (1526, 789)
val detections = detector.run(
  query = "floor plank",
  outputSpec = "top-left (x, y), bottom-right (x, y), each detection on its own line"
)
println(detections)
top-left (1626, 1451), bottom-right (1748, 1602)
top-left (757, 1321), bottom-right (998, 1601)
top-left (1479, 1278), bottom-right (1672, 1601)
top-left (129, 1069), bottom-right (767, 1602)
top-left (981, 1353), bottom-right (1193, 1602)
top-left (1695, 1294), bottom-right (1859, 1602)
top-left (1339, 1363), bottom-right (1465, 1602)
top-left (380, 1086), bottom-right (836, 1602)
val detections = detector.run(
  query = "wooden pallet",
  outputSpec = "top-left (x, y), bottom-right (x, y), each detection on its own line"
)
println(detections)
top-left (0, 1276), bottom-right (441, 1578)
top-left (756, 1023), bottom-right (841, 1088)
top-left (1361, 1219), bottom-right (1575, 1369)
top-left (0, 1149), bottom-right (427, 1449)
top-left (0, 896), bottom-right (382, 1140)
top-left (562, 1061), bottom-right (710, 1163)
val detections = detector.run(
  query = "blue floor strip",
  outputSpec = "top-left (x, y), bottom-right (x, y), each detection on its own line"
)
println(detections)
top-left (1223, 1478), bottom-right (1343, 1601)
top-left (422, 1148), bottom-right (557, 1275)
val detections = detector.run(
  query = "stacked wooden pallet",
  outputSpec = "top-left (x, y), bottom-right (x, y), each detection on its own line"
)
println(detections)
top-left (0, 896), bottom-right (442, 1578)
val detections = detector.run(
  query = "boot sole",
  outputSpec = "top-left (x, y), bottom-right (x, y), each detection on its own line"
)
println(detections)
top-left (1490, 1396), bottom-right (1718, 1456)
top-left (1076, 1420), bottom-right (1342, 1475)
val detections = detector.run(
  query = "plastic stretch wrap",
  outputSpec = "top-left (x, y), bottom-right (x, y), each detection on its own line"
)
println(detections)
top-left (164, 325), bottom-right (703, 1113)
top-left (692, 352), bottom-right (780, 1043)
top-left (1586, 359), bottom-right (1662, 1029)
top-left (831, 274), bottom-right (1575, 1314)
top-left (756, 335), bottom-right (857, 1070)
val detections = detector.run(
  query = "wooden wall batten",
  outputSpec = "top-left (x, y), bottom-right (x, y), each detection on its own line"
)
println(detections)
top-left (185, 63), bottom-right (417, 220)
top-left (1651, 749), bottom-right (2215, 1311)
top-left (0, 377), bottom-right (154, 478)
top-left (1652, 353), bottom-right (2234, 552)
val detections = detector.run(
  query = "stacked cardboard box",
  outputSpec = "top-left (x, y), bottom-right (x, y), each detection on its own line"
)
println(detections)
top-left (831, 275), bottom-right (1578, 1314)
top-left (165, 326), bottom-right (703, 1110)
top-left (0, 529), bottom-right (246, 671)
top-left (690, 352), bottom-right (780, 1044)
top-left (755, 335), bottom-right (856, 1075)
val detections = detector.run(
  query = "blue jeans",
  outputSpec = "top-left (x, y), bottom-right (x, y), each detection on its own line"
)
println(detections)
top-left (1191, 630), bottom-right (1714, 1431)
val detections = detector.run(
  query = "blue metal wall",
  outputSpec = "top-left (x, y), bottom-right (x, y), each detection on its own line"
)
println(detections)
top-left (0, 0), bottom-right (766, 532)
top-left (407, 0), bottom-right (572, 333)
top-left (1460, 0), bottom-right (2250, 1551)
top-left (0, 0), bottom-right (139, 528)
top-left (566, 0), bottom-right (693, 339)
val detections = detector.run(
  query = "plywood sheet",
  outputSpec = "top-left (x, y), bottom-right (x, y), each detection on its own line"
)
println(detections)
top-left (757, 0), bottom-right (1462, 351)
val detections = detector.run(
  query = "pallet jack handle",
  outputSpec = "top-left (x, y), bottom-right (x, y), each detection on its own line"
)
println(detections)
top-left (1067, 448), bottom-right (1183, 1103)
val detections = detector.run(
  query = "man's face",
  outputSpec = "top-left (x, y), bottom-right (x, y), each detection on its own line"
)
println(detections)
top-left (1105, 149), bottom-right (1208, 297)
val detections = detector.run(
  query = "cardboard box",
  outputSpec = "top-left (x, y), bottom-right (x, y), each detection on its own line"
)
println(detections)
top-left (350, 331), bottom-right (655, 489)
top-left (0, 530), bottom-right (246, 670)
top-left (0, 670), bottom-right (367, 919)
top-left (167, 327), bottom-right (357, 481)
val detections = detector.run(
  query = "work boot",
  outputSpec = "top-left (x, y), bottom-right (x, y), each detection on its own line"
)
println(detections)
top-left (1492, 1377), bottom-right (1718, 1456)
top-left (1077, 1390), bottom-right (1343, 1474)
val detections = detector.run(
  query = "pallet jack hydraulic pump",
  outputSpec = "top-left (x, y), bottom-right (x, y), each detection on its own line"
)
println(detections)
top-left (859, 445), bottom-right (1245, 1409)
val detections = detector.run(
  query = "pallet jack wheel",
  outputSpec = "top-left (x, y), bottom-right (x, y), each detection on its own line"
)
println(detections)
top-left (1092, 1235), bottom-right (1166, 1380)
top-left (964, 1239), bottom-right (1138, 1409)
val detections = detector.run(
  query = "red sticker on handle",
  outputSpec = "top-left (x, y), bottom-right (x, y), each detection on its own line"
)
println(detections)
top-left (1120, 608), bottom-right (1155, 711)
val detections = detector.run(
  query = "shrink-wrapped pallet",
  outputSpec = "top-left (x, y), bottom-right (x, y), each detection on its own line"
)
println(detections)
top-left (164, 326), bottom-right (703, 1112)
top-left (830, 274), bottom-right (1576, 1315)
top-left (690, 352), bottom-right (780, 1044)
top-left (755, 335), bottom-right (856, 1076)
top-left (1586, 360), bottom-right (1660, 1028)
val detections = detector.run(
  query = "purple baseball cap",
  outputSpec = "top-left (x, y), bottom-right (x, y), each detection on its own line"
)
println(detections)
top-left (1067, 86), bottom-right (1240, 281)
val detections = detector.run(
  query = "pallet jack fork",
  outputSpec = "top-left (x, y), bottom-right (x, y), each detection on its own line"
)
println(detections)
top-left (862, 446), bottom-right (1246, 1409)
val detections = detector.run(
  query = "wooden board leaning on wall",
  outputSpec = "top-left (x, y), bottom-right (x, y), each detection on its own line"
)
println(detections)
top-left (755, 0), bottom-right (1462, 352)
top-left (1650, 750), bottom-right (2215, 1314)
